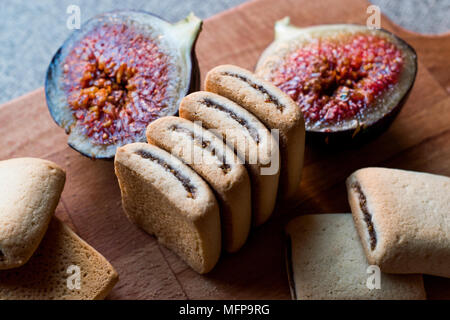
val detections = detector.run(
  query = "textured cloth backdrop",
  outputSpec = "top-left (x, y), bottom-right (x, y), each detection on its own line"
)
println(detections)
top-left (0, 0), bottom-right (448, 103)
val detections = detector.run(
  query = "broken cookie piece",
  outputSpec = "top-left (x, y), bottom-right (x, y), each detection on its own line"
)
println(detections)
top-left (285, 214), bottom-right (425, 300)
top-left (0, 218), bottom-right (118, 300)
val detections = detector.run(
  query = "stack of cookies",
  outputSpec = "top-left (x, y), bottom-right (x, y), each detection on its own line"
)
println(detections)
top-left (113, 64), bottom-right (449, 299)
top-left (114, 65), bottom-right (306, 274)
top-left (286, 167), bottom-right (450, 299)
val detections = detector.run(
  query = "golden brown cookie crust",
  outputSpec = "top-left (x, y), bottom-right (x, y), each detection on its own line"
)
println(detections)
top-left (205, 64), bottom-right (305, 199)
top-left (179, 91), bottom-right (280, 226)
top-left (0, 218), bottom-right (118, 300)
top-left (115, 143), bottom-right (221, 274)
top-left (146, 116), bottom-right (251, 253)
top-left (347, 167), bottom-right (450, 278)
top-left (0, 157), bottom-right (66, 270)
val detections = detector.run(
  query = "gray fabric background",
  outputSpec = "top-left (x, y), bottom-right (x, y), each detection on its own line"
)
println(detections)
top-left (0, 0), bottom-right (448, 104)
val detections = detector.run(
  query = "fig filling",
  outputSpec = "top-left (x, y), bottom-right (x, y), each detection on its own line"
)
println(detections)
top-left (269, 34), bottom-right (404, 127)
top-left (135, 149), bottom-right (197, 198)
top-left (202, 98), bottom-right (260, 144)
top-left (222, 72), bottom-right (284, 111)
top-left (285, 235), bottom-right (297, 300)
top-left (352, 182), bottom-right (377, 250)
top-left (63, 23), bottom-right (171, 145)
top-left (170, 125), bottom-right (231, 174)
top-left (0, 249), bottom-right (4, 261)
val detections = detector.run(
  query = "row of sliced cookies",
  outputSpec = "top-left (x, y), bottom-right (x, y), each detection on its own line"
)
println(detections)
top-left (114, 65), bottom-right (306, 274)
top-left (286, 167), bottom-right (450, 299)
top-left (0, 157), bottom-right (118, 299)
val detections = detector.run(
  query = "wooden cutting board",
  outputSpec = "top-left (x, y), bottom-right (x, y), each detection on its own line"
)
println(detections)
top-left (1, 0), bottom-right (449, 299)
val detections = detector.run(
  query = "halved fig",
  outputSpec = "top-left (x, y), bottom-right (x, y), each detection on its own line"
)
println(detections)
top-left (256, 18), bottom-right (417, 145)
top-left (45, 11), bottom-right (202, 158)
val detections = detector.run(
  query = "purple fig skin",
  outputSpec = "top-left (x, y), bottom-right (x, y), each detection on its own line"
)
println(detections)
top-left (187, 40), bottom-right (202, 100)
top-left (45, 11), bottom-right (202, 159)
top-left (307, 75), bottom-right (416, 148)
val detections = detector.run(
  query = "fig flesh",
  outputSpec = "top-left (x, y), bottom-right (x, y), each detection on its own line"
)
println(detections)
top-left (256, 18), bottom-right (417, 144)
top-left (45, 11), bottom-right (202, 158)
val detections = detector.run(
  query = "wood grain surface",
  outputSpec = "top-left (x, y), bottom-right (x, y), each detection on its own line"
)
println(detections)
top-left (0, 0), bottom-right (449, 299)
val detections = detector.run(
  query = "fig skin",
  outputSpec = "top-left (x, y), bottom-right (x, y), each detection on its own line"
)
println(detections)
top-left (255, 19), bottom-right (418, 146)
top-left (45, 11), bottom-right (202, 159)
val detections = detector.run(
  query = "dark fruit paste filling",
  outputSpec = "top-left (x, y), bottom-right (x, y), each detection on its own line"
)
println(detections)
top-left (270, 34), bottom-right (404, 127)
top-left (135, 149), bottom-right (197, 198)
top-left (63, 23), bottom-right (170, 145)
top-left (285, 235), bottom-right (298, 300)
top-left (222, 72), bottom-right (284, 111)
top-left (202, 98), bottom-right (260, 144)
top-left (0, 249), bottom-right (4, 261)
top-left (170, 125), bottom-right (231, 174)
top-left (352, 182), bottom-right (377, 250)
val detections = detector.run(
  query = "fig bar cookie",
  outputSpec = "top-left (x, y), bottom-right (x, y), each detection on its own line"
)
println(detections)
top-left (285, 214), bottom-right (425, 300)
top-left (115, 142), bottom-right (221, 274)
top-left (146, 116), bottom-right (251, 253)
top-left (0, 157), bottom-right (66, 270)
top-left (347, 167), bottom-right (450, 278)
top-left (0, 218), bottom-right (118, 300)
top-left (205, 64), bottom-right (305, 199)
top-left (180, 91), bottom-right (280, 226)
